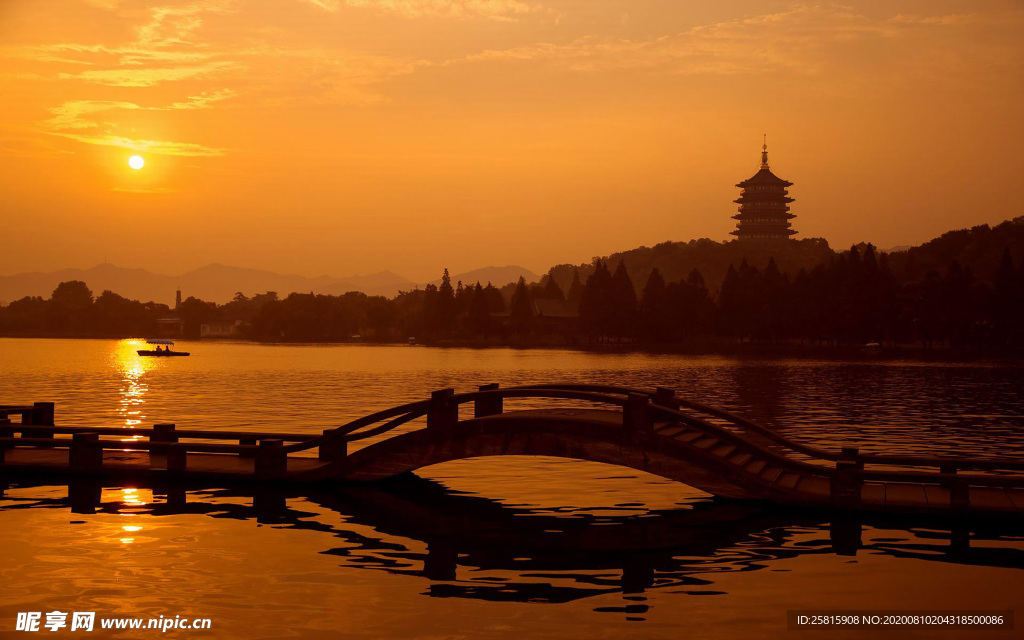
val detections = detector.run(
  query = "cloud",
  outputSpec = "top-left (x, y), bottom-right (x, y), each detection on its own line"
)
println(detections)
top-left (42, 98), bottom-right (227, 156)
top-left (58, 61), bottom-right (237, 87)
top-left (50, 131), bottom-right (225, 156)
top-left (135, 0), bottom-right (237, 48)
top-left (301, 0), bottom-right (541, 21)
top-left (457, 5), bottom-right (1024, 77)
top-left (46, 100), bottom-right (143, 130)
top-left (168, 88), bottom-right (237, 109)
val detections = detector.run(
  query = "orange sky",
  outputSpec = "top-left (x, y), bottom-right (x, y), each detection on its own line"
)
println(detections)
top-left (1, 0), bottom-right (1022, 281)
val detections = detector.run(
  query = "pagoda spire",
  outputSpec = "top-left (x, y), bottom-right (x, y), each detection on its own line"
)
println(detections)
top-left (760, 134), bottom-right (769, 169)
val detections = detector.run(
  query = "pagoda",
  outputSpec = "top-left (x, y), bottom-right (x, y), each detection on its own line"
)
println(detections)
top-left (731, 137), bottom-right (796, 240)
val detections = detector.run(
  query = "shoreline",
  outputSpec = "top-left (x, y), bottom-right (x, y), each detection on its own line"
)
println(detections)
top-left (2, 334), bottom-right (1021, 363)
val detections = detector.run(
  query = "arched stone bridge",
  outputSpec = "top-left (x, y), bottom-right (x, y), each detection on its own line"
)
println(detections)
top-left (2, 384), bottom-right (1023, 517)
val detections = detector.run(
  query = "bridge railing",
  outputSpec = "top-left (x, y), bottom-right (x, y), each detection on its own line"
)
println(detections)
top-left (504, 384), bottom-right (1024, 474)
top-left (4, 389), bottom-right (1022, 490)
top-left (279, 387), bottom-right (633, 458)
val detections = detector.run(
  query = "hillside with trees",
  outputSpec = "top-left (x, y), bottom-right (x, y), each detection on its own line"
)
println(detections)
top-left (2, 217), bottom-right (1023, 354)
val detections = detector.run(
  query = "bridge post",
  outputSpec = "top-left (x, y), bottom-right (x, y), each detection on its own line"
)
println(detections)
top-left (239, 437), bottom-right (257, 458)
top-left (68, 479), bottom-right (101, 515)
top-left (151, 423), bottom-right (178, 455)
top-left (26, 402), bottom-right (55, 446)
top-left (475, 383), bottom-right (503, 418)
top-left (0, 416), bottom-right (12, 463)
top-left (256, 439), bottom-right (287, 479)
top-left (319, 430), bottom-right (348, 461)
top-left (653, 387), bottom-right (677, 409)
top-left (166, 444), bottom-right (187, 472)
top-left (30, 402), bottom-right (55, 427)
top-left (831, 447), bottom-right (863, 509)
top-left (624, 393), bottom-right (652, 431)
top-left (428, 388), bottom-right (457, 430)
top-left (69, 432), bottom-right (103, 473)
top-left (941, 464), bottom-right (969, 512)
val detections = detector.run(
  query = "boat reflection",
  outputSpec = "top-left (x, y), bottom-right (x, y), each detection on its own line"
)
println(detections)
top-left (2, 476), bottom-right (1020, 618)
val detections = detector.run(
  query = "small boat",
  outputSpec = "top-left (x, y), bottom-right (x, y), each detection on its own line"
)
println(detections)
top-left (137, 339), bottom-right (190, 357)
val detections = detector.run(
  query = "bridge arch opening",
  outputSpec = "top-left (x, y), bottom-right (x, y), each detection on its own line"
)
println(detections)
top-left (409, 455), bottom-right (715, 513)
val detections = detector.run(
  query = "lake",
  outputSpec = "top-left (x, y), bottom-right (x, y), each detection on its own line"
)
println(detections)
top-left (0, 338), bottom-right (1022, 638)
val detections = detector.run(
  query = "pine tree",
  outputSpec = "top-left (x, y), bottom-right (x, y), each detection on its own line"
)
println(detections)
top-left (609, 260), bottom-right (637, 339)
top-left (467, 282), bottom-right (490, 336)
top-left (639, 268), bottom-right (667, 342)
top-left (509, 276), bottom-right (533, 334)
top-left (566, 269), bottom-right (584, 305)
top-left (580, 261), bottom-right (612, 339)
top-left (541, 274), bottom-right (565, 301)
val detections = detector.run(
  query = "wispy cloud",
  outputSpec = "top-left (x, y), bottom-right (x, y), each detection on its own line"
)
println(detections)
top-left (168, 88), bottom-right (237, 109)
top-left (135, 0), bottom-right (237, 47)
top-left (42, 97), bottom-right (230, 156)
top-left (50, 131), bottom-right (225, 156)
top-left (457, 5), bottom-right (1024, 77)
top-left (301, 0), bottom-right (542, 21)
top-left (58, 61), bottom-right (237, 87)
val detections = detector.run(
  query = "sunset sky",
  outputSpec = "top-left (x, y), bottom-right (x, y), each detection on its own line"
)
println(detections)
top-left (1, 0), bottom-right (1022, 281)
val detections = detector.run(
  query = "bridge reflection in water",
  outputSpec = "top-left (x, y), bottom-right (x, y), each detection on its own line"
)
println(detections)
top-left (3, 475), bottom-right (1018, 618)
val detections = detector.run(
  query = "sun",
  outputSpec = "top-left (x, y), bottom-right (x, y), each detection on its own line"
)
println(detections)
top-left (128, 155), bottom-right (145, 170)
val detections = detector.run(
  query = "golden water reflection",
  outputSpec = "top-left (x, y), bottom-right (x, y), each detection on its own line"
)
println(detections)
top-left (101, 486), bottom-right (153, 544)
top-left (112, 340), bottom-right (156, 441)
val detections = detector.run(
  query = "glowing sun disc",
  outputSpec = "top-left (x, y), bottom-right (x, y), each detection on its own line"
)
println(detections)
top-left (128, 155), bottom-right (145, 170)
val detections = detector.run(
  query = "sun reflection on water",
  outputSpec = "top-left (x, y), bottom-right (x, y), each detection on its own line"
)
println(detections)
top-left (113, 340), bottom-right (156, 441)
top-left (99, 487), bottom-right (153, 544)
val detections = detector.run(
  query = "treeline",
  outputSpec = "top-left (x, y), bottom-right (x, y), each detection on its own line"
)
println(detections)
top-left (0, 281), bottom-right (170, 337)
top-left (2, 242), bottom-right (1024, 353)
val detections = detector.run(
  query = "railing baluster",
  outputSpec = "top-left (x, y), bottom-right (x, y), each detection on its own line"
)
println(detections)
top-left (653, 387), bottom-right (677, 409)
top-left (30, 402), bottom-right (55, 427)
top-left (240, 437), bottom-right (257, 458)
top-left (24, 402), bottom-right (56, 446)
top-left (69, 432), bottom-right (103, 473)
top-left (256, 439), bottom-right (286, 478)
top-left (319, 430), bottom-right (347, 461)
top-left (151, 423), bottom-right (177, 455)
top-left (941, 464), bottom-right (969, 512)
top-left (475, 383), bottom-right (502, 418)
top-left (427, 388), bottom-right (457, 430)
top-left (624, 393), bottom-right (651, 431)
top-left (831, 447), bottom-right (862, 509)
top-left (167, 445), bottom-right (187, 472)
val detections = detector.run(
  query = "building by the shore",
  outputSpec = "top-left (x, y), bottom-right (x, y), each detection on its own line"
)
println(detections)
top-left (731, 138), bottom-right (797, 240)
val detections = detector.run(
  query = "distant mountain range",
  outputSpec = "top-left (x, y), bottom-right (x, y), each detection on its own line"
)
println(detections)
top-left (0, 263), bottom-right (540, 306)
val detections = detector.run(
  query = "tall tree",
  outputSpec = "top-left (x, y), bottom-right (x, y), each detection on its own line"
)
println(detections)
top-left (509, 276), bottom-right (533, 334)
top-left (638, 268), bottom-right (668, 342)
top-left (566, 269), bottom-right (583, 305)
top-left (608, 260), bottom-right (638, 339)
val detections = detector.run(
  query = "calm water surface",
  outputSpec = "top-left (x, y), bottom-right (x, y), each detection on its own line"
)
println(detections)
top-left (0, 338), bottom-right (1022, 639)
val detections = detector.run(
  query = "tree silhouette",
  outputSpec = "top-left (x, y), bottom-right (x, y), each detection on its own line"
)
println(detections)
top-left (509, 276), bottom-right (533, 335)
top-left (608, 260), bottom-right (638, 339)
top-left (639, 268), bottom-right (668, 343)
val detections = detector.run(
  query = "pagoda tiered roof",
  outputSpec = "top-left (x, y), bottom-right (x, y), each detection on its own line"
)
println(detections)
top-left (730, 138), bottom-right (798, 240)
top-left (735, 167), bottom-right (793, 188)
